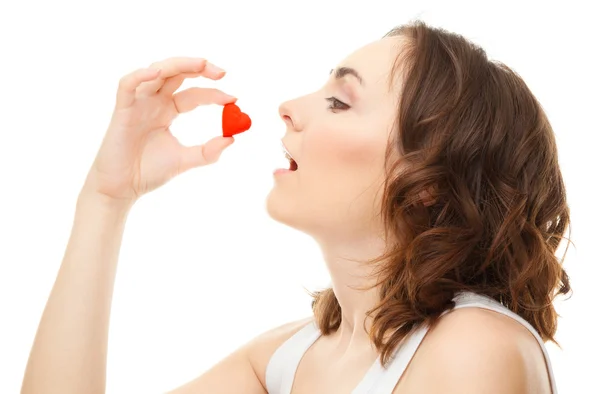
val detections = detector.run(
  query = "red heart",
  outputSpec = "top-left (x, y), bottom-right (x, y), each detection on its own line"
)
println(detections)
top-left (222, 103), bottom-right (251, 137)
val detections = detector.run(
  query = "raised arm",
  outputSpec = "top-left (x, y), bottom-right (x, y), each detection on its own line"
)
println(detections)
top-left (21, 191), bottom-right (134, 394)
top-left (20, 57), bottom-right (273, 394)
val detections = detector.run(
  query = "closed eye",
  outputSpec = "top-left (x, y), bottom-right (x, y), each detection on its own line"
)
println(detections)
top-left (326, 97), bottom-right (350, 112)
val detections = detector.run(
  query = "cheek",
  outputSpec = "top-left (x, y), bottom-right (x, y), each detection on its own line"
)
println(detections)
top-left (295, 98), bottom-right (397, 208)
top-left (303, 124), bottom-right (386, 184)
top-left (298, 125), bottom-right (388, 225)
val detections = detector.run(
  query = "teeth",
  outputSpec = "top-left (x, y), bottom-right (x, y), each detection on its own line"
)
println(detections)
top-left (281, 143), bottom-right (294, 162)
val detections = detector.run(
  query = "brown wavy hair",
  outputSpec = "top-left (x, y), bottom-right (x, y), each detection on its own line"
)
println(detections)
top-left (309, 20), bottom-right (572, 367)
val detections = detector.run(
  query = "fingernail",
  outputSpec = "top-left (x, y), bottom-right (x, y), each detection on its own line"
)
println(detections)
top-left (207, 62), bottom-right (226, 73)
top-left (225, 95), bottom-right (237, 103)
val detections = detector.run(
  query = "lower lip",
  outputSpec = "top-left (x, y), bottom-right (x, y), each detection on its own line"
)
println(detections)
top-left (273, 168), bottom-right (295, 176)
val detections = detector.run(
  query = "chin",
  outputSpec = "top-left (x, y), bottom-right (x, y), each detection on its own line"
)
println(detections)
top-left (265, 187), bottom-right (291, 225)
top-left (264, 186), bottom-right (307, 233)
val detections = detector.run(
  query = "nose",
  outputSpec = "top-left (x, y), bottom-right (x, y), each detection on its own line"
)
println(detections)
top-left (278, 99), bottom-right (301, 131)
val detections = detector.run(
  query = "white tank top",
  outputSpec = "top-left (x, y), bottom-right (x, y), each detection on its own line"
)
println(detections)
top-left (265, 291), bottom-right (557, 394)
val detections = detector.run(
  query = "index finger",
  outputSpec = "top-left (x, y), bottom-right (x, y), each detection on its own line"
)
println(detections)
top-left (138, 57), bottom-right (226, 94)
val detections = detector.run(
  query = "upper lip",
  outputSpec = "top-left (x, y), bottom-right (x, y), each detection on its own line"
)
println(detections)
top-left (281, 140), bottom-right (297, 163)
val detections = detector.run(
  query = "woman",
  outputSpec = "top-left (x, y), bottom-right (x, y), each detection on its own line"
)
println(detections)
top-left (21, 20), bottom-right (569, 394)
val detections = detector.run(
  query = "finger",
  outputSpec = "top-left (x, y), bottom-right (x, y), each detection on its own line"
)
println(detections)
top-left (115, 68), bottom-right (161, 109)
top-left (179, 136), bottom-right (235, 172)
top-left (173, 87), bottom-right (237, 114)
top-left (143, 61), bottom-right (226, 95)
top-left (137, 57), bottom-right (226, 95)
top-left (138, 57), bottom-right (205, 94)
top-left (159, 71), bottom-right (222, 96)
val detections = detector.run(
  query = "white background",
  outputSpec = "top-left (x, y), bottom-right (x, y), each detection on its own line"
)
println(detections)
top-left (1, 0), bottom-right (598, 393)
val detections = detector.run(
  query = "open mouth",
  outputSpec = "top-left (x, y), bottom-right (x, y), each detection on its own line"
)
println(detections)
top-left (286, 152), bottom-right (298, 171)
top-left (282, 143), bottom-right (298, 171)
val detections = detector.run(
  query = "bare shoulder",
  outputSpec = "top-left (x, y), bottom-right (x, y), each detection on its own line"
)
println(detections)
top-left (246, 316), bottom-right (315, 387)
top-left (395, 307), bottom-right (552, 394)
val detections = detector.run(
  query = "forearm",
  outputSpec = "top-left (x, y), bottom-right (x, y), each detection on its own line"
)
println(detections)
top-left (21, 191), bottom-right (133, 394)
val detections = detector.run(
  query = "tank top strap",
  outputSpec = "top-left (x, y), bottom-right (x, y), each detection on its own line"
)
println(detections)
top-left (265, 320), bottom-right (321, 394)
top-left (351, 324), bottom-right (430, 393)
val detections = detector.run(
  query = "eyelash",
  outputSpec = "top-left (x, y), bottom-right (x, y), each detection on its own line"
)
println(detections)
top-left (325, 96), bottom-right (350, 111)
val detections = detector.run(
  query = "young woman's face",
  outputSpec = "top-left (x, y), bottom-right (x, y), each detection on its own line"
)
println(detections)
top-left (266, 36), bottom-right (404, 242)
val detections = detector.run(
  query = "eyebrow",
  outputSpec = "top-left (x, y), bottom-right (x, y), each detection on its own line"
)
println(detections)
top-left (329, 67), bottom-right (364, 85)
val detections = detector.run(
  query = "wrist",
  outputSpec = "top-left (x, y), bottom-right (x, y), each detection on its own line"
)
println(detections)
top-left (76, 188), bottom-right (135, 217)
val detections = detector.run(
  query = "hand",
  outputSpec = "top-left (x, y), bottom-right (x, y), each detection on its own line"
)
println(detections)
top-left (82, 57), bottom-right (237, 206)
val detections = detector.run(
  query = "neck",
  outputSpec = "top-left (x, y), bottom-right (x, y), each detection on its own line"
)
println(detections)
top-left (316, 233), bottom-right (386, 349)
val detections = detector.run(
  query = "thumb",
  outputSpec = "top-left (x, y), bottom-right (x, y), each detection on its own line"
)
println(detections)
top-left (180, 136), bottom-right (235, 172)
